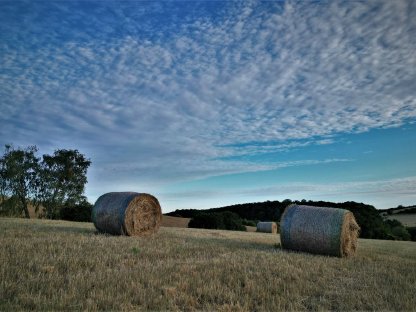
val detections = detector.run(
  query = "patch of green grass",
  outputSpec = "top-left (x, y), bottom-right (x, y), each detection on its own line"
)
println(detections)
top-left (131, 247), bottom-right (140, 255)
top-left (1, 217), bottom-right (415, 311)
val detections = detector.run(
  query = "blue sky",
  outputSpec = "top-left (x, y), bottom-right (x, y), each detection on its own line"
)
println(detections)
top-left (1, 0), bottom-right (415, 211)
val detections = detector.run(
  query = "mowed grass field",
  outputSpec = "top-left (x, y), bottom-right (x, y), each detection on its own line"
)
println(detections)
top-left (161, 215), bottom-right (191, 228)
top-left (1, 218), bottom-right (416, 311)
top-left (385, 213), bottom-right (416, 227)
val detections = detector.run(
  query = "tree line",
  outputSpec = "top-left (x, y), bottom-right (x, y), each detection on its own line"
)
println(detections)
top-left (188, 211), bottom-right (246, 231)
top-left (167, 199), bottom-right (414, 241)
top-left (0, 144), bottom-right (91, 220)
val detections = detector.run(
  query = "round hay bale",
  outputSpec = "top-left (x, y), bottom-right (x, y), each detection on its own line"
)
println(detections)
top-left (256, 221), bottom-right (278, 234)
top-left (280, 204), bottom-right (360, 257)
top-left (92, 192), bottom-right (162, 236)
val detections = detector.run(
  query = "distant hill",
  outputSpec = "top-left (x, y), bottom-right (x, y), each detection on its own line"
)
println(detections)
top-left (379, 205), bottom-right (416, 216)
top-left (383, 214), bottom-right (416, 227)
top-left (379, 205), bottom-right (416, 227)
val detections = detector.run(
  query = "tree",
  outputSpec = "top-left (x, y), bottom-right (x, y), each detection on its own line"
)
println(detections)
top-left (60, 199), bottom-right (93, 222)
top-left (188, 211), bottom-right (246, 231)
top-left (0, 152), bottom-right (7, 204)
top-left (0, 154), bottom-right (10, 216)
top-left (188, 212), bottom-right (224, 229)
top-left (39, 149), bottom-right (91, 219)
top-left (222, 211), bottom-right (246, 231)
top-left (0, 145), bottom-right (40, 218)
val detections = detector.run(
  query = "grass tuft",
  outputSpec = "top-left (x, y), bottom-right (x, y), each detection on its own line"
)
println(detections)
top-left (131, 247), bottom-right (140, 255)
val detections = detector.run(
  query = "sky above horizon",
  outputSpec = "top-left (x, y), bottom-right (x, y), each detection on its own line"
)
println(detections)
top-left (1, 0), bottom-right (416, 211)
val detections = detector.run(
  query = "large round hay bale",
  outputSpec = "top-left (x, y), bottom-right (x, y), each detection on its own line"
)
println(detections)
top-left (280, 204), bottom-right (360, 257)
top-left (92, 192), bottom-right (162, 236)
top-left (256, 221), bottom-right (278, 234)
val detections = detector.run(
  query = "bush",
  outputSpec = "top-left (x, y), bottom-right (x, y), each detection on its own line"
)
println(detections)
top-left (241, 219), bottom-right (256, 227)
top-left (222, 211), bottom-right (246, 231)
top-left (391, 226), bottom-right (411, 241)
top-left (0, 196), bottom-right (22, 217)
top-left (405, 227), bottom-right (416, 241)
top-left (384, 219), bottom-right (411, 241)
top-left (188, 211), bottom-right (246, 231)
top-left (60, 201), bottom-right (93, 222)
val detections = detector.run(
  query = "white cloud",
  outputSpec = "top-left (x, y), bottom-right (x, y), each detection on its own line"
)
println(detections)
top-left (238, 176), bottom-right (416, 198)
top-left (0, 0), bottom-right (415, 190)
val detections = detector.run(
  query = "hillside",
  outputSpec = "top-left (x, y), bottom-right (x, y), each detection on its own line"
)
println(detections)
top-left (384, 214), bottom-right (416, 227)
top-left (379, 205), bottom-right (416, 227)
top-left (1, 218), bottom-right (415, 311)
top-left (379, 205), bottom-right (416, 215)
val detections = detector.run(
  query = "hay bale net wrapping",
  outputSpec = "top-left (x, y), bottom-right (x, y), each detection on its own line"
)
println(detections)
top-left (256, 221), bottom-right (278, 234)
top-left (280, 204), bottom-right (360, 257)
top-left (92, 192), bottom-right (162, 236)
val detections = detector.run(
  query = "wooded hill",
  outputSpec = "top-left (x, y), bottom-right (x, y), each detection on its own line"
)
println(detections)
top-left (167, 199), bottom-right (414, 241)
top-left (379, 205), bottom-right (416, 215)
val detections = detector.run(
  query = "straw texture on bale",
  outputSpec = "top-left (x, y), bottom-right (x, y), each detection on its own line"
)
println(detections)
top-left (92, 192), bottom-right (162, 236)
top-left (280, 204), bottom-right (360, 257)
top-left (256, 221), bottom-right (278, 234)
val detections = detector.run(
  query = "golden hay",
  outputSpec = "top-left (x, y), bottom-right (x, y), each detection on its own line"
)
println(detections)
top-left (280, 204), bottom-right (360, 257)
top-left (92, 192), bottom-right (162, 236)
top-left (256, 221), bottom-right (278, 234)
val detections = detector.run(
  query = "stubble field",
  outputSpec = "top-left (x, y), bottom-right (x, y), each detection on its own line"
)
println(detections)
top-left (385, 213), bottom-right (416, 227)
top-left (1, 217), bottom-right (415, 311)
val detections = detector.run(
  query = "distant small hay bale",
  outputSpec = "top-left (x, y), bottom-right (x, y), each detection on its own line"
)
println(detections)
top-left (256, 221), bottom-right (278, 234)
top-left (280, 204), bottom-right (360, 257)
top-left (92, 192), bottom-right (162, 236)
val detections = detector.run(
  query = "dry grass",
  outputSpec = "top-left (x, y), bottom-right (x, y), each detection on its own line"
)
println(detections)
top-left (161, 215), bottom-right (191, 228)
top-left (385, 213), bottom-right (416, 227)
top-left (1, 217), bottom-right (415, 311)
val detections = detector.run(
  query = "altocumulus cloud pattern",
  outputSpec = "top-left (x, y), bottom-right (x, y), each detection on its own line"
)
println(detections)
top-left (0, 0), bottom-right (415, 206)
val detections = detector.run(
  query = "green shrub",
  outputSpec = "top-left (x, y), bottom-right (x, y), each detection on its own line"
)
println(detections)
top-left (384, 219), bottom-right (411, 241)
top-left (241, 219), bottom-right (256, 227)
top-left (188, 211), bottom-right (246, 231)
top-left (60, 201), bottom-right (93, 222)
top-left (0, 196), bottom-right (21, 217)
top-left (405, 227), bottom-right (416, 241)
top-left (391, 226), bottom-right (411, 241)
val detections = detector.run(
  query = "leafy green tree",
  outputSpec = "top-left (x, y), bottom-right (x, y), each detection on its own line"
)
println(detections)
top-left (391, 226), bottom-right (411, 241)
top-left (0, 145), bottom-right (40, 218)
top-left (222, 211), bottom-right (246, 231)
top-left (188, 211), bottom-right (246, 231)
top-left (0, 152), bottom-right (7, 204)
top-left (384, 219), bottom-right (411, 241)
top-left (60, 199), bottom-right (93, 222)
top-left (188, 212), bottom-right (224, 230)
top-left (39, 149), bottom-right (91, 219)
top-left (406, 227), bottom-right (416, 241)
